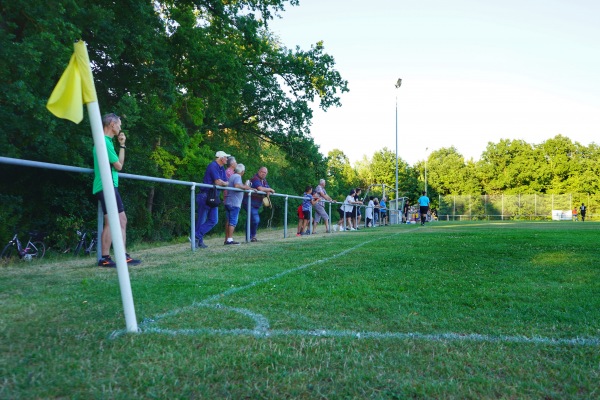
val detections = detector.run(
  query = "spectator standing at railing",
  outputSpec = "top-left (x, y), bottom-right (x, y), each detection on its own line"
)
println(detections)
top-left (365, 196), bottom-right (375, 227)
top-left (225, 156), bottom-right (237, 180)
top-left (380, 196), bottom-right (388, 226)
top-left (342, 189), bottom-right (358, 231)
top-left (300, 186), bottom-right (319, 235)
top-left (223, 156), bottom-right (237, 239)
top-left (353, 188), bottom-right (364, 229)
top-left (580, 203), bottom-right (587, 222)
top-left (246, 166), bottom-right (275, 242)
top-left (224, 163), bottom-right (253, 245)
top-left (313, 179), bottom-right (333, 234)
top-left (296, 204), bottom-right (305, 236)
top-left (335, 204), bottom-right (345, 231)
top-left (223, 156), bottom-right (237, 200)
top-left (195, 151), bottom-right (230, 248)
top-left (93, 113), bottom-right (140, 267)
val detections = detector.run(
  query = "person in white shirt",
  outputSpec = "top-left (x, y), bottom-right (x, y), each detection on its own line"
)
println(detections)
top-left (365, 196), bottom-right (375, 227)
top-left (342, 189), bottom-right (359, 230)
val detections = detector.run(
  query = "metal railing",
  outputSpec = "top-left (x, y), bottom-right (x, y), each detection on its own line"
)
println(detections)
top-left (0, 157), bottom-right (403, 254)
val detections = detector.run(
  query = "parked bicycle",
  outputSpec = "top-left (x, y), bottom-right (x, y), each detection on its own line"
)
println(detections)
top-left (1, 231), bottom-right (46, 261)
top-left (73, 229), bottom-right (97, 256)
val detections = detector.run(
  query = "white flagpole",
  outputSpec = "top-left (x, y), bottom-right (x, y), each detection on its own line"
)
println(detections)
top-left (47, 40), bottom-right (138, 333)
top-left (87, 102), bottom-right (138, 333)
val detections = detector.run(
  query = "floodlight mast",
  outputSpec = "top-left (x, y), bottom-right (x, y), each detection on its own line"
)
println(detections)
top-left (425, 147), bottom-right (429, 194)
top-left (395, 78), bottom-right (402, 222)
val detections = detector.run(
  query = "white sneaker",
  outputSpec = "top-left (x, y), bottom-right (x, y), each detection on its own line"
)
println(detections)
top-left (350, 227), bottom-right (356, 231)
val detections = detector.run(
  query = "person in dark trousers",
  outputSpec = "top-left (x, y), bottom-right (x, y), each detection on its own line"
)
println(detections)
top-left (246, 167), bottom-right (276, 242)
top-left (195, 151), bottom-right (230, 248)
top-left (352, 188), bottom-right (363, 229)
top-left (580, 203), bottom-right (587, 222)
top-left (418, 191), bottom-right (430, 226)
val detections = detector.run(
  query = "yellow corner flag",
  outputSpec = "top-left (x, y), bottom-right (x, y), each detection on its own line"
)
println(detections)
top-left (47, 41), bottom-right (98, 124)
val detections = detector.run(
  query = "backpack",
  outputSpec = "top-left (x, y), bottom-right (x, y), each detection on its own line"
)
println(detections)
top-left (205, 185), bottom-right (221, 208)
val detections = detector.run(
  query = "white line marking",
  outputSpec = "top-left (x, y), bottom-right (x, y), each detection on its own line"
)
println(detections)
top-left (134, 326), bottom-right (600, 346)
top-left (109, 230), bottom-right (600, 346)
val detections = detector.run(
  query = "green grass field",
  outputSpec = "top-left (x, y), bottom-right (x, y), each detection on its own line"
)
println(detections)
top-left (2, 221), bottom-right (599, 399)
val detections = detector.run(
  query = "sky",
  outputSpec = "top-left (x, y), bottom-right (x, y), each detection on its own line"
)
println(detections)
top-left (268, 0), bottom-right (600, 166)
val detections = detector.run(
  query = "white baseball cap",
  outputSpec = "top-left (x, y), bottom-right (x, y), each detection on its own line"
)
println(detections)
top-left (215, 151), bottom-right (231, 158)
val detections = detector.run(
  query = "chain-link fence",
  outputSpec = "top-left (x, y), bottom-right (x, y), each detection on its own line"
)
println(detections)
top-left (437, 194), bottom-right (597, 221)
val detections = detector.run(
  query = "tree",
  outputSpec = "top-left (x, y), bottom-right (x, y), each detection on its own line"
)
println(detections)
top-left (425, 147), bottom-right (462, 195)
top-left (326, 149), bottom-right (357, 199)
top-left (477, 139), bottom-right (539, 194)
top-left (536, 135), bottom-right (577, 193)
top-left (0, 0), bottom-right (349, 244)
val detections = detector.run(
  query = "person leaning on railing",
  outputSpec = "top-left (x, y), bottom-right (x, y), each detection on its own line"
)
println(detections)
top-left (341, 189), bottom-right (358, 231)
top-left (313, 179), bottom-right (333, 233)
top-left (224, 163), bottom-right (254, 245)
top-left (245, 166), bottom-right (275, 242)
top-left (194, 151), bottom-right (230, 249)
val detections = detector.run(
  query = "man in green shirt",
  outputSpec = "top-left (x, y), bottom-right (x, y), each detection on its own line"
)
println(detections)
top-left (93, 113), bottom-right (140, 267)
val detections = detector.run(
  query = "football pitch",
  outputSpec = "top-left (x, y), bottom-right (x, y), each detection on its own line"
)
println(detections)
top-left (2, 221), bottom-right (599, 398)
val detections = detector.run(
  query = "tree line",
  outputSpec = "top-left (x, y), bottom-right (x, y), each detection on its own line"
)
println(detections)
top-left (2, 1), bottom-right (596, 250)
top-left (342, 134), bottom-right (600, 208)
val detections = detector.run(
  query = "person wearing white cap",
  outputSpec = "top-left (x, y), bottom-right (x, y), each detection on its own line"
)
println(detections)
top-left (194, 151), bottom-right (230, 248)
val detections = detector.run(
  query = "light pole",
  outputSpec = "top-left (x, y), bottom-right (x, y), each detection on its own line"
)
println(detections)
top-left (395, 78), bottom-right (402, 222)
top-left (425, 147), bottom-right (428, 194)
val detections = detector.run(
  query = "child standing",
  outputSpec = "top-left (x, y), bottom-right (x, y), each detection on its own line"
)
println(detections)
top-left (296, 204), bottom-right (304, 236)
top-left (301, 186), bottom-right (318, 235)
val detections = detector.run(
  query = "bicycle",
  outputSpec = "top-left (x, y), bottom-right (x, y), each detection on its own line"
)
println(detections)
top-left (73, 229), bottom-right (97, 256)
top-left (1, 231), bottom-right (46, 261)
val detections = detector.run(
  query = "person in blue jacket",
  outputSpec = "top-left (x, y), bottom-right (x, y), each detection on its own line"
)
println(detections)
top-left (418, 191), bottom-right (430, 226)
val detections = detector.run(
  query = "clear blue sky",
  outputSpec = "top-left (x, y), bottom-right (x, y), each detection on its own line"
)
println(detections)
top-left (269, 0), bottom-right (600, 165)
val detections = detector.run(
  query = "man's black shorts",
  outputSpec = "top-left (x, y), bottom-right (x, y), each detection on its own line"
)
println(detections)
top-left (96, 187), bottom-right (125, 215)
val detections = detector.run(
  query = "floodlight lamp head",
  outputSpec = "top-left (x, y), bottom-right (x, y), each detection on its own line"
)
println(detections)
top-left (395, 78), bottom-right (402, 88)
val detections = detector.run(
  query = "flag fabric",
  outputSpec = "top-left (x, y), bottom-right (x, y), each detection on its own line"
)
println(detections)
top-left (47, 41), bottom-right (98, 124)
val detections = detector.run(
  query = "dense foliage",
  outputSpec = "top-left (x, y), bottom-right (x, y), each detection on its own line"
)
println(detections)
top-left (0, 0), bottom-right (348, 246)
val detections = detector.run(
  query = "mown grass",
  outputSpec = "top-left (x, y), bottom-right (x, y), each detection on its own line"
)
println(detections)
top-left (1, 221), bottom-right (599, 399)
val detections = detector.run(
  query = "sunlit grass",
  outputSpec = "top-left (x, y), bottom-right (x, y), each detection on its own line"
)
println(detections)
top-left (2, 221), bottom-right (599, 398)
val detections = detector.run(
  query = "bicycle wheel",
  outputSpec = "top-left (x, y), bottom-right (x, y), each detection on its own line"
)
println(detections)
top-left (73, 238), bottom-right (85, 256)
top-left (1, 243), bottom-right (16, 261)
top-left (85, 238), bottom-right (97, 256)
top-left (24, 241), bottom-right (46, 260)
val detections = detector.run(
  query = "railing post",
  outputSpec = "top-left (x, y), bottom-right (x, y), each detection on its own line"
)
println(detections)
top-left (284, 196), bottom-right (289, 238)
top-left (328, 201), bottom-right (332, 233)
top-left (190, 184), bottom-right (196, 251)
top-left (453, 195), bottom-right (456, 221)
top-left (246, 191), bottom-right (252, 242)
top-left (97, 201), bottom-right (103, 261)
